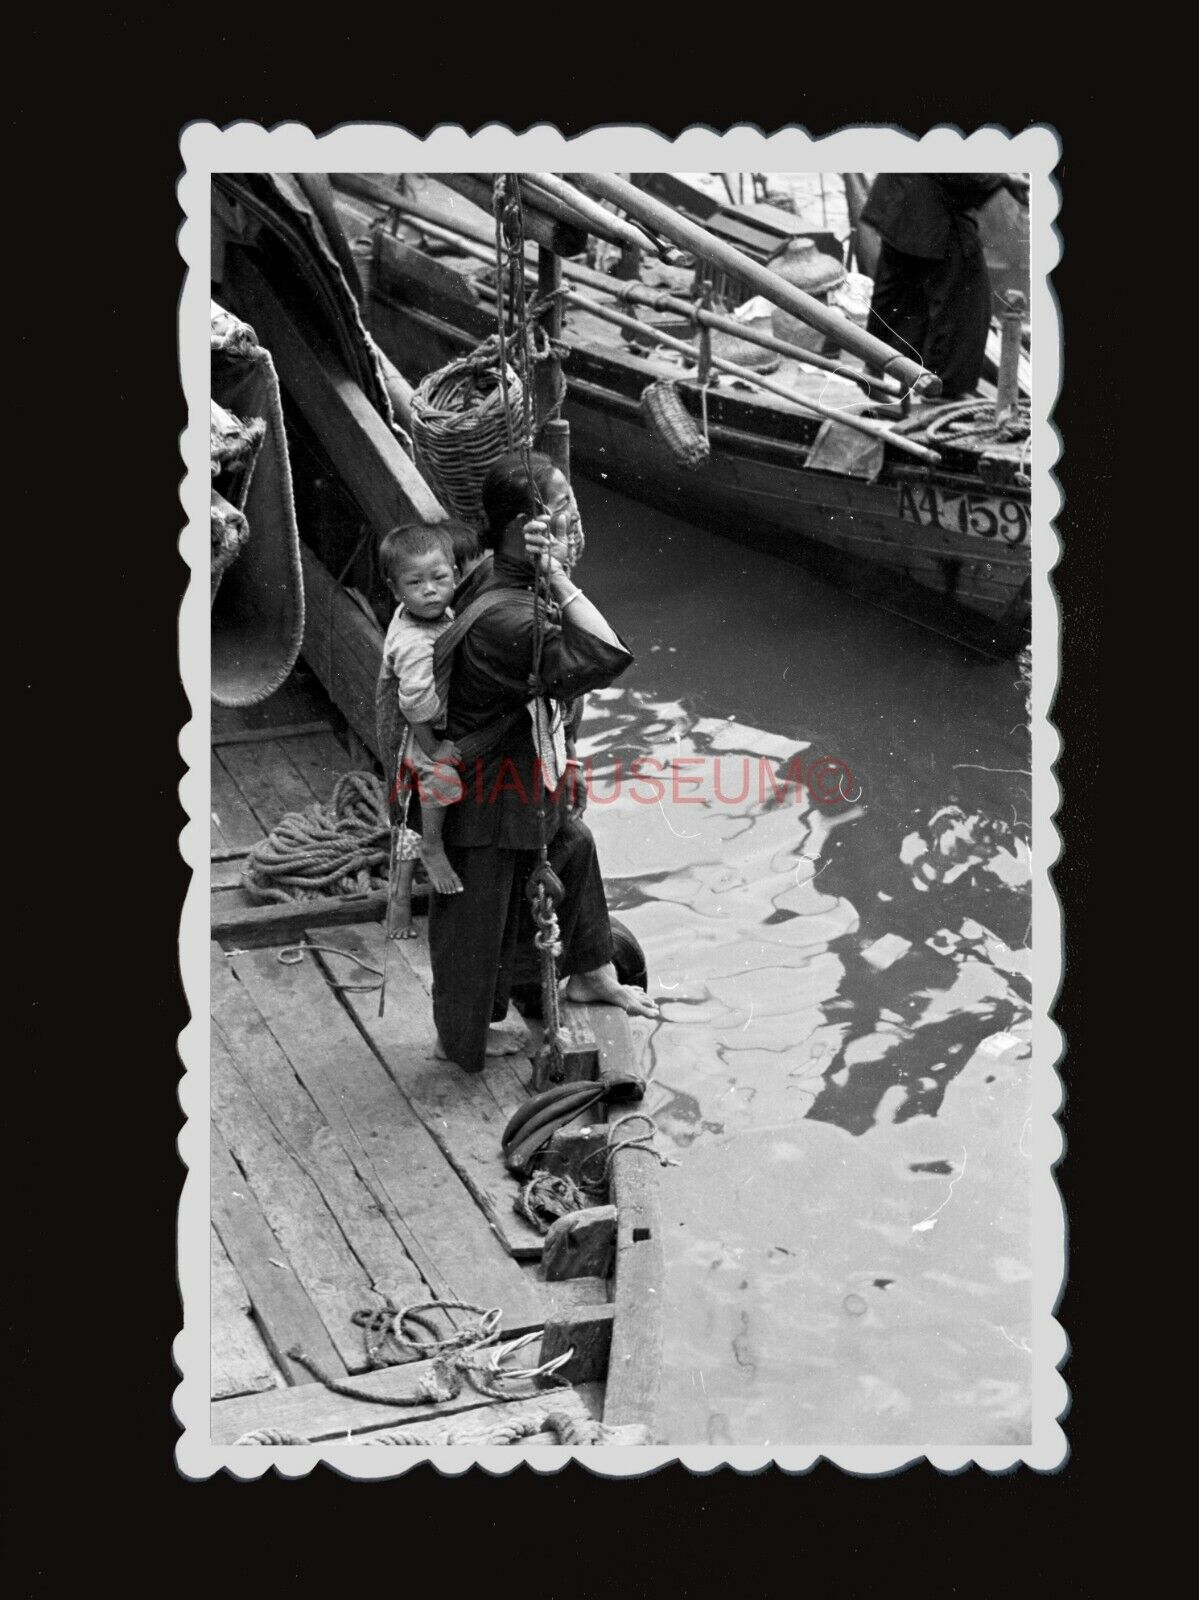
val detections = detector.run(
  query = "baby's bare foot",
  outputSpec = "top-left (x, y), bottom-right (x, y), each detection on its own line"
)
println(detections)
top-left (420, 843), bottom-right (463, 895)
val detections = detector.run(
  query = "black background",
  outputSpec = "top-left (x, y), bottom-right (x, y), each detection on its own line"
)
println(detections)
top-left (14, 49), bottom-right (1107, 1587)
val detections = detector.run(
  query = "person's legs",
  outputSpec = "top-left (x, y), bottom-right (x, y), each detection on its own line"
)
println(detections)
top-left (865, 242), bottom-right (930, 373)
top-left (430, 842), bottom-right (521, 1072)
top-left (510, 819), bottom-right (659, 1018)
top-left (922, 222), bottom-right (992, 398)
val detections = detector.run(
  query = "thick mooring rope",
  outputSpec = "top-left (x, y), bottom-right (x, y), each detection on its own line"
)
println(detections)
top-left (241, 772), bottom-right (391, 904)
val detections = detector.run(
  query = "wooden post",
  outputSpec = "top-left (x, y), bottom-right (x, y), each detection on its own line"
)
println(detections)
top-left (995, 290), bottom-right (1027, 425)
top-left (536, 244), bottom-right (570, 475)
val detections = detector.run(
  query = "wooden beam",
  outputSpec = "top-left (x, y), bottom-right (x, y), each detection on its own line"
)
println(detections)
top-left (210, 1335), bottom-right (559, 1444)
top-left (601, 1137), bottom-right (664, 1435)
top-left (211, 888), bottom-right (405, 948)
top-left (299, 543), bottom-right (385, 759)
top-left (435, 173), bottom-right (586, 256)
top-left (225, 249), bottom-right (445, 530)
top-left (210, 1126), bottom-right (348, 1387)
top-left (210, 721), bottom-right (335, 748)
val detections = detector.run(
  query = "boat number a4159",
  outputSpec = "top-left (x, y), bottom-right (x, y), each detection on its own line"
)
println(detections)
top-left (896, 484), bottom-right (1029, 545)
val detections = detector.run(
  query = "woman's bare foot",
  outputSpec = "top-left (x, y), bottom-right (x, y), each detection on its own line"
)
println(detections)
top-left (563, 964), bottom-right (661, 1019)
top-left (433, 1025), bottom-right (524, 1063)
top-left (420, 842), bottom-right (463, 895)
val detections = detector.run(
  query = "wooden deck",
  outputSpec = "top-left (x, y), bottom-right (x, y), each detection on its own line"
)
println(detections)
top-left (208, 671), bottom-right (612, 1445)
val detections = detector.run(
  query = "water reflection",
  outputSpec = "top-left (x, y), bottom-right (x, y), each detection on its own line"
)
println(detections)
top-left (579, 685), bottom-right (1033, 1446)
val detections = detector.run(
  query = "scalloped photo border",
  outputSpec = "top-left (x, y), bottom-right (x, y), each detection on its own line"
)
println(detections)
top-left (177, 121), bottom-right (1064, 1479)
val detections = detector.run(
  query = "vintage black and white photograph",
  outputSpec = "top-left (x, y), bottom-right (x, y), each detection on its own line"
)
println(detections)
top-left (179, 126), bottom-right (1063, 1473)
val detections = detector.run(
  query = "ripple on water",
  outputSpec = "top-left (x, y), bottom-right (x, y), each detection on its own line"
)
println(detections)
top-left (582, 685), bottom-right (1033, 1446)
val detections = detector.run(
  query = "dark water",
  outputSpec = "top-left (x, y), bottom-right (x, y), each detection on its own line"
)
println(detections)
top-left (574, 475), bottom-right (1034, 1446)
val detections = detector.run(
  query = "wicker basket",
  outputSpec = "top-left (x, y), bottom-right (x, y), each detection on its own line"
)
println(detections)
top-left (411, 340), bottom-right (527, 525)
top-left (641, 380), bottom-right (709, 470)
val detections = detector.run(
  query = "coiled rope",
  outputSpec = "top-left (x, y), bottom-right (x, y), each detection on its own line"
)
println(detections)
top-left (240, 772), bottom-right (391, 903)
top-left (514, 1170), bottom-right (590, 1233)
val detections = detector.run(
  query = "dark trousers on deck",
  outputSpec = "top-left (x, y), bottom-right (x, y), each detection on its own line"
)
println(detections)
top-left (865, 231), bottom-right (992, 399)
top-left (428, 818), bottom-right (615, 1074)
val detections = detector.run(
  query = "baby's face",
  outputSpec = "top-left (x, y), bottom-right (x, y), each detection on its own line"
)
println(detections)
top-left (393, 549), bottom-right (456, 619)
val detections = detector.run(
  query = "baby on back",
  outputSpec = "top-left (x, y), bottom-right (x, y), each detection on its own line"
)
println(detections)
top-left (379, 519), bottom-right (483, 923)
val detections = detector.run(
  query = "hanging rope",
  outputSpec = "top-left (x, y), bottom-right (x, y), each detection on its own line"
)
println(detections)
top-left (492, 174), bottom-right (570, 1085)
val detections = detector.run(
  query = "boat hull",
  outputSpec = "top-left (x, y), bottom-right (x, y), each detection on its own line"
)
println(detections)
top-left (365, 287), bottom-right (1030, 653)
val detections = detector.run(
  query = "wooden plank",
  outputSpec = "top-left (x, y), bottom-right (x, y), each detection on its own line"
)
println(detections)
top-left (601, 1139), bottom-right (664, 1436)
top-left (210, 754), bottom-right (265, 852)
top-left (353, 1385), bottom-right (607, 1446)
top-left (211, 889), bottom-right (390, 948)
top-left (215, 740), bottom-right (320, 832)
top-left (312, 923), bottom-right (547, 1263)
top-left (390, 928), bottom-right (535, 1114)
top-left (212, 1034), bottom-right (377, 1372)
top-left (210, 1228), bottom-right (284, 1399)
top-left (210, 1125), bottom-right (347, 1386)
top-left (228, 941), bottom-right (550, 1331)
top-left (212, 1335), bottom-right (590, 1444)
top-left (211, 946), bottom-right (430, 1317)
top-left (211, 858), bottom-right (247, 893)
top-left (300, 543), bottom-right (384, 758)
top-left (212, 721), bottom-right (335, 748)
top-left (279, 729), bottom-right (352, 807)
top-left (523, 1271), bottom-right (610, 1317)
top-left (226, 251), bottom-right (444, 530)
top-left (540, 1303), bottom-right (615, 1385)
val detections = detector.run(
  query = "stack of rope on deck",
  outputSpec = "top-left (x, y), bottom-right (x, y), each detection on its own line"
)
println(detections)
top-left (240, 771), bottom-right (392, 904)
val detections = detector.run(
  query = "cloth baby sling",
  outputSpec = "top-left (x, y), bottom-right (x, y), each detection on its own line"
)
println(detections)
top-left (374, 572), bottom-right (568, 1024)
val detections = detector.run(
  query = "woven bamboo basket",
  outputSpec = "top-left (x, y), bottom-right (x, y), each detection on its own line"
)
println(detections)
top-left (641, 380), bottom-right (710, 470)
top-left (412, 340), bottom-right (527, 525)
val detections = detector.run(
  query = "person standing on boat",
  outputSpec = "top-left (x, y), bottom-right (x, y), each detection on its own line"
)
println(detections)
top-left (862, 173), bottom-right (1029, 400)
top-left (428, 451), bottom-right (659, 1075)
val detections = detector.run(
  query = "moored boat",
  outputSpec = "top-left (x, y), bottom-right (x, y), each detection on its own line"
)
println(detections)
top-left (328, 173), bottom-right (1033, 653)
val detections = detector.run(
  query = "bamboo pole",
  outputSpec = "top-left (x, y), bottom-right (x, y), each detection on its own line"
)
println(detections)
top-left (567, 173), bottom-right (939, 397)
top-left (377, 197), bottom-right (897, 397)
top-left (524, 172), bottom-right (659, 256)
top-left (562, 289), bottom-right (941, 464)
top-left (436, 172), bottom-right (648, 258)
top-left (471, 274), bottom-right (940, 465)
